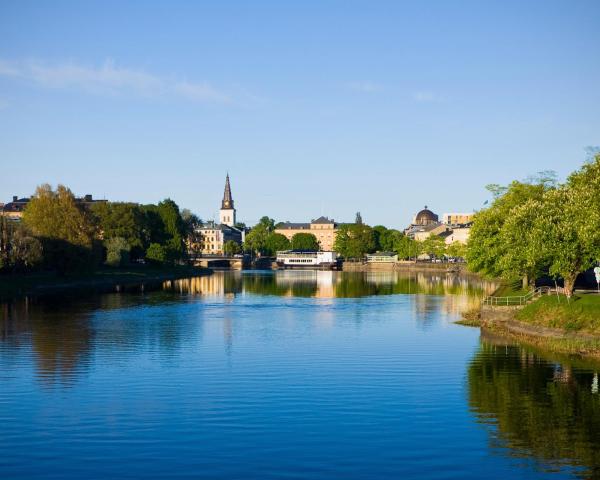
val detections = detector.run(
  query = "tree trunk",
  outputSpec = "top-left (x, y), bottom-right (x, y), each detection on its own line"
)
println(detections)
top-left (522, 274), bottom-right (529, 290)
top-left (563, 273), bottom-right (577, 297)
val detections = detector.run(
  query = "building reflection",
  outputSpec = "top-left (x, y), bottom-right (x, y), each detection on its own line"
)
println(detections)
top-left (468, 333), bottom-right (600, 478)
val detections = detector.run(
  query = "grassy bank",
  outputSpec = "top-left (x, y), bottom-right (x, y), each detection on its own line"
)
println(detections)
top-left (0, 265), bottom-right (211, 301)
top-left (516, 293), bottom-right (600, 335)
top-left (491, 279), bottom-right (529, 297)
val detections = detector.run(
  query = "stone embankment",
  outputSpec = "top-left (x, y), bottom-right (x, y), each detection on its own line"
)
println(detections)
top-left (342, 261), bottom-right (465, 272)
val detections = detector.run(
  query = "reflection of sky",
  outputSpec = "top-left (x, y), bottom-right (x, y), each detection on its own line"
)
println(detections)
top-left (0, 271), bottom-right (590, 479)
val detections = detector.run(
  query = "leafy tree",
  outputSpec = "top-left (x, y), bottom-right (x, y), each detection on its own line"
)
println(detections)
top-left (395, 234), bottom-right (417, 260)
top-left (446, 241), bottom-right (466, 259)
top-left (223, 240), bottom-right (242, 256)
top-left (22, 184), bottom-right (98, 273)
top-left (105, 237), bottom-right (131, 267)
top-left (373, 226), bottom-right (405, 252)
top-left (146, 243), bottom-right (167, 265)
top-left (23, 184), bottom-right (96, 248)
top-left (9, 226), bottom-right (43, 271)
top-left (244, 216), bottom-right (276, 255)
top-left (140, 204), bottom-right (167, 245)
top-left (265, 233), bottom-right (291, 254)
top-left (333, 224), bottom-right (376, 259)
top-left (419, 235), bottom-right (446, 258)
top-left (291, 233), bottom-right (320, 251)
top-left (355, 212), bottom-right (363, 225)
top-left (157, 199), bottom-right (186, 261)
top-left (467, 180), bottom-right (550, 280)
top-left (92, 202), bottom-right (146, 258)
top-left (181, 208), bottom-right (203, 257)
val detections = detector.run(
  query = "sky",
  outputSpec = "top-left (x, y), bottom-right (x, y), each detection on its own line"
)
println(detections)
top-left (1, 1), bottom-right (599, 228)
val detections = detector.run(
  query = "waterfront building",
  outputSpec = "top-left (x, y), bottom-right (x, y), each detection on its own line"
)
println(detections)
top-left (195, 175), bottom-right (244, 255)
top-left (405, 206), bottom-right (471, 244)
top-left (1, 194), bottom-right (106, 221)
top-left (275, 216), bottom-right (338, 251)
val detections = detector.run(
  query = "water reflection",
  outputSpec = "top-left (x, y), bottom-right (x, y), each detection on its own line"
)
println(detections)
top-left (165, 270), bottom-right (498, 313)
top-left (468, 332), bottom-right (600, 478)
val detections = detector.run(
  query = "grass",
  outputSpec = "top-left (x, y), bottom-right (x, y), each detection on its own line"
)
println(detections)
top-left (516, 292), bottom-right (600, 335)
top-left (0, 264), bottom-right (210, 301)
top-left (492, 279), bottom-right (530, 297)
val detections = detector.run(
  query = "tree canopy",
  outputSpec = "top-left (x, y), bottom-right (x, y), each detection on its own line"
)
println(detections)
top-left (291, 233), bottom-right (320, 251)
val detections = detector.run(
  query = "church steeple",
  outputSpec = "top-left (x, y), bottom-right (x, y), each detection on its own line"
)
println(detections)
top-left (222, 173), bottom-right (234, 209)
top-left (219, 174), bottom-right (236, 227)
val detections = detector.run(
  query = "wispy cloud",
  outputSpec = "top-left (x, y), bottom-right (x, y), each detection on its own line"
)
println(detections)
top-left (346, 81), bottom-right (383, 93)
top-left (0, 58), bottom-right (233, 104)
top-left (412, 91), bottom-right (441, 103)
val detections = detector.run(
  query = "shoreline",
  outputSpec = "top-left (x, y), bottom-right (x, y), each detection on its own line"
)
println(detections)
top-left (0, 265), bottom-right (213, 302)
top-left (462, 299), bottom-right (600, 358)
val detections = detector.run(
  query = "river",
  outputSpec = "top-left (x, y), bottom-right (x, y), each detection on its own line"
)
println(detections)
top-left (1, 270), bottom-right (599, 479)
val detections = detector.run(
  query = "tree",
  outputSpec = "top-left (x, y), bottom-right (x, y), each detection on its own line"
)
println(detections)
top-left (291, 233), bottom-right (320, 251)
top-left (419, 235), bottom-right (446, 258)
top-left (446, 241), bottom-right (466, 260)
top-left (395, 235), bottom-right (416, 260)
top-left (244, 216), bottom-right (276, 255)
top-left (92, 202), bottom-right (146, 259)
top-left (355, 212), bottom-right (363, 225)
top-left (333, 224), bottom-right (376, 259)
top-left (265, 233), bottom-right (291, 254)
top-left (223, 240), bottom-right (242, 256)
top-left (157, 199), bottom-right (186, 262)
top-left (181, 208), bottom-right (203, 257)
top-left (146, 243), bottom-right (167, 265)
top-left (23, 184), bottom-right (96, 248)
top-left (105, 237), bottom-right (131, 267)
top-left (467, 180), bottom-right (550, 279)
top-left (22, 184), bottom-right (98, 273)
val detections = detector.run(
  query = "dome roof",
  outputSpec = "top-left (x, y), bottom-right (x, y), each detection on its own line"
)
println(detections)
top-left (414, 206), bottom-right (439, 225)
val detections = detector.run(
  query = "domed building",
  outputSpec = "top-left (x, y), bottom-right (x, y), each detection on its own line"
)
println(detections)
top-left (412, 206), bottom-right (439, 226)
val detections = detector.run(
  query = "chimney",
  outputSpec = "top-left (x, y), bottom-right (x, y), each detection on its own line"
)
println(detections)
top-left (13, 196), bottom-right (17, 202)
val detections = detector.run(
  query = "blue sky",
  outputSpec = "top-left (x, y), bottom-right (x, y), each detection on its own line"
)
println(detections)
top-left (1, 1), bottom-right (599, 228)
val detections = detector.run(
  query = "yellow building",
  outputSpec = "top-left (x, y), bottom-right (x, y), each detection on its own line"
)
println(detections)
top-left (275, 216), bottom-right (338, 251)
top-left (442, 212), bottom-right (474, 225)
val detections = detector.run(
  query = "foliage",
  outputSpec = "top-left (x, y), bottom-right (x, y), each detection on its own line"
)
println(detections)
top-left (146, 243), bottom-right (167, 265)
top-left (157, 199), bottom-right (185, 260)
top-left (105, 237), bottom-right (131, 267)
top-left (291, 233), bottom-right (320, 251)
top-left (22, 184), bottom-right (98, 273)
top-left (418, 235), bottom-right (446, 258)
top-left (92, 202), bottom-right (146, 258)
top-left (446, 241), bottom-right (466, 259)
top-left (23, 184), bottom-right (96, 248)
top-left (394, 234), bottom-right (417, 260)
top-left (355, 212), bottom-right (363, 225)
top-left (265, 233), bottom-right (291, 254)
top-left (0, 218), bottom-right (43, 272)
top-left (223, 240), bottom-right (242, 256)
top-left (333, 223), bottom-right (376, 259)
top-left (244, 216), bottom-right (276, 255)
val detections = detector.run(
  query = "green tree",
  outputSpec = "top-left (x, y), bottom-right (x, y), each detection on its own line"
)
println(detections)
top-left (92, 202), bottom-right (146, 258)
top-left (223, 240), bottom-right (242, 256)
top-left (22, 184), bottom-right (98, 273)
top-left (146, 243), bottom-right (167, 265)
top-left (181, 208), bottom-right (203, 257)
top-left (333, 224), bottom-right (377, 259)
top-left (419, 235), bottom-right (446, 258)
top-left (265, 233), bottom-right (291, 254)
top-left (446, 241), bottom-right (466, 259)
top-left (467, 180), bottom-right (550, 280)
top-left (291, 232), bottom-right (320, 251)
top-left (157, 199), bottom-right (186, 262)
top-left (244, 216), bottom-right (276, 255)
top-left (395, 234), bottom-right (417, 260)
top-left (105, 237), bottom-right (131, 267)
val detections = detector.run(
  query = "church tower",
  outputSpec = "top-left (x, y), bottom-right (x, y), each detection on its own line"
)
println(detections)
top-left (219, 174), bottom-right (236, 227)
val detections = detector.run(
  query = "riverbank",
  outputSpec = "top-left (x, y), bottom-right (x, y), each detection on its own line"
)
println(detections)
top-left (0, 265), bottom-right (212, 301)
top-left (342, 261), bottom-right (466, 272)
top-left (464, 292), bottom-right (600, 357)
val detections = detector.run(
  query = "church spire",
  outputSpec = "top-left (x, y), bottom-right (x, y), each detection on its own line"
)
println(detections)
top-left (222, 173), bottom-right (234, 209)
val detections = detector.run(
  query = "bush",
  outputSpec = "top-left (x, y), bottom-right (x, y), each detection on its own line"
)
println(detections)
top-left (105, 237), bottom-right (131, 267)
top-left (146, 243), bottom-right (167, 265)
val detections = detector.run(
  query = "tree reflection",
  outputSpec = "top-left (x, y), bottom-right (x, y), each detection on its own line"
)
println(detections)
top-left (468, 336), bottom-right (600, 477)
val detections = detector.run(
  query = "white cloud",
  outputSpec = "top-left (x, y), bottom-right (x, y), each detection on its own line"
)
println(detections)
top-left (347, 81), bottom-right (383, 93)
top-left (0, 58), bottom-right (232, 104)
top-left (413, 91), bottom-right (440, 103)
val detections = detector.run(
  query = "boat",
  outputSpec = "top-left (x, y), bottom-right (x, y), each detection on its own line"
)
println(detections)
top-left (275, 250), bottom-right (340, 270)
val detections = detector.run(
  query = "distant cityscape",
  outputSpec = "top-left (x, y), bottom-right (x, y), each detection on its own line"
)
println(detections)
top-left (0, 174), bottom-right (474, 257)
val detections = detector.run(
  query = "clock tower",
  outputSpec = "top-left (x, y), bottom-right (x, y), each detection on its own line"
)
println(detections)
top-left (219, 174), bottom-right (236, 227)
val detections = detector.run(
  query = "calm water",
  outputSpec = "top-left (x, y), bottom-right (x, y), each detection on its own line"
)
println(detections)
top-left (1, 270), bottom-right (599, 479)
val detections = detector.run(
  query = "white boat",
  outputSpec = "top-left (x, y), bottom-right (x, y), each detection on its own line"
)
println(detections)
top-left (275, 250), bottom-right (339, 269)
